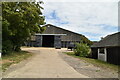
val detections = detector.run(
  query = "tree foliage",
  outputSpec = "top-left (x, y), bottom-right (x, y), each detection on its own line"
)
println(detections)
top-left (2, 2), bottom-right (45, 54)
top-left (74, 42), bottom-right (91, 57)
top-left (81, 35), bottom-right (93, 46)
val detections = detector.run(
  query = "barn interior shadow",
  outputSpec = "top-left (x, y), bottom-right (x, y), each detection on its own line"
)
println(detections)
top-left (42, 35), bottom-right (54, 47)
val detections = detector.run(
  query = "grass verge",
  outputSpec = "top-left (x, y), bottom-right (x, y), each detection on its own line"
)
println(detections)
top-left (64, 52), bottom-right (118, 71)
top-left (1, 51), bottom-right (33, 72)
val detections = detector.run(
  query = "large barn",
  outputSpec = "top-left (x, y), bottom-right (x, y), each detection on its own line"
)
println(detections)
top-left (91, 32), bottom-right (120, 65)
top-left (27, 24), bottom-right (87, 48)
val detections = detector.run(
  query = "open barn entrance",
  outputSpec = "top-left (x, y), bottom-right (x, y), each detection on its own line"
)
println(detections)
top-left (42, 35), bottom-right (54, 47)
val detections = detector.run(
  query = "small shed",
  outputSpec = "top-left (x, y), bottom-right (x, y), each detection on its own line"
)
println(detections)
top-left (91, 32), bottom-right (120, 65)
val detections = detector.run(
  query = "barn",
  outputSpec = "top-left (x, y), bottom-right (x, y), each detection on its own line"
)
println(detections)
top-left (27, 24), bottom-right (86, 48)
top-left (91, 32), bottom-right (120, 65)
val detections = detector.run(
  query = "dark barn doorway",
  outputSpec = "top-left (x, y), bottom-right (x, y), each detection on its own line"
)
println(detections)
top-left (42, 35), bottom-right (54, 47)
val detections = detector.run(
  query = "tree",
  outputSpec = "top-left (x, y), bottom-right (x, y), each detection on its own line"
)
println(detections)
top-left (0, 3), bottom-right (2, 53)
top-left (81, 35), bottom-right (93, 46)
top-left (2, 2), bottom-right (45, 54)
top-left (74, 42), bottom-right (91, 57)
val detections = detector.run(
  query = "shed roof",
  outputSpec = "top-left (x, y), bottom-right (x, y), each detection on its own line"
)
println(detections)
top-left (91, 32), bottom-right (120, 47)
top-left (43, 24), bottom-right (84, 36)
top-left (35, 34), bottom-right (67, 36)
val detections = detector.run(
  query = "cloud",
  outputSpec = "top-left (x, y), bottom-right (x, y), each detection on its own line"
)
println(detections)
top-left (42, 2), bottom-right (118, 41)
top-left (43, 0), bottom-right (119, 2)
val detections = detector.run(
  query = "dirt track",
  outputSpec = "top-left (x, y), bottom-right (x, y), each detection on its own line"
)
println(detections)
top-left (3, 47), bottom-right (88, 78)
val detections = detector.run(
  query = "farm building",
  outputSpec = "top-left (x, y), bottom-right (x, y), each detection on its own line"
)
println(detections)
top-left (27, 24), bottom-right (89, 48)
top-left (91, 32), bottom-right (120, 65)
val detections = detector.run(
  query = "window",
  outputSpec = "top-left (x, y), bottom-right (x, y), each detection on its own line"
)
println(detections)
top-left (99, 48), bottom-right (105, 54)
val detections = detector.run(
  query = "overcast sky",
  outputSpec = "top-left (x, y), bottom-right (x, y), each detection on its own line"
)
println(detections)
top-left (41, 0), bottom-right (119, 41)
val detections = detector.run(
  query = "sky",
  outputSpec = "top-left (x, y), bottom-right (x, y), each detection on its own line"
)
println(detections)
top-left (40, 0), bottom-right (119, 41)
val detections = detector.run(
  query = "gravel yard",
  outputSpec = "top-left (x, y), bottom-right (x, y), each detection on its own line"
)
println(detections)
top-left (3, 47), bottom-right (118, 78)
top-left (57, 49), bottom-right (118, 78)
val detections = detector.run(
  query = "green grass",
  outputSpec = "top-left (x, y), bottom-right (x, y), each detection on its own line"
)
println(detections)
top-left (64, 52), bottom-right (118, 71)
top-left (2, 51), bottom-right (33, 72)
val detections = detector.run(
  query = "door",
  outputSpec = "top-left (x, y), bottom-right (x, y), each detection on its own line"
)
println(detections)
top-left (42, 35), bottom-right (54, 47)
top-left (54, 35), bottom-right (61, 49)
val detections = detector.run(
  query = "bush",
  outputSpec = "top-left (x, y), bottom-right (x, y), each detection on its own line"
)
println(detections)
top-left (74, 42), bottom-right (91, 57)
top-left (2, 40), bottom-right (13, 55)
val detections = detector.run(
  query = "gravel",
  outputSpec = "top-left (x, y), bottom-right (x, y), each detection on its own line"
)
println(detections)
top-left (58, 50), bottom-right (118, 78)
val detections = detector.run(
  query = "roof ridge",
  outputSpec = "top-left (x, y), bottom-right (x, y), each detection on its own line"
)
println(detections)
top-left (44, 24), bottom-right (85, 36)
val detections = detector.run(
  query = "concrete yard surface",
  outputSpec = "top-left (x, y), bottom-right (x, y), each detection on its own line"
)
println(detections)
top-left (3, 47), bottom-right (88, 78)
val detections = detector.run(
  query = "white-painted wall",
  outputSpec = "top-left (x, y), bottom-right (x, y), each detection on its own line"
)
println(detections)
top-left (98, 48), bottom-right (107, 62)
top-left (0, 53), bottom-right (1, 58)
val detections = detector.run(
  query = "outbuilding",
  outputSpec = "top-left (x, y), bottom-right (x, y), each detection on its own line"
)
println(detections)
top-left (91, 32), bottom-right (120, 65)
